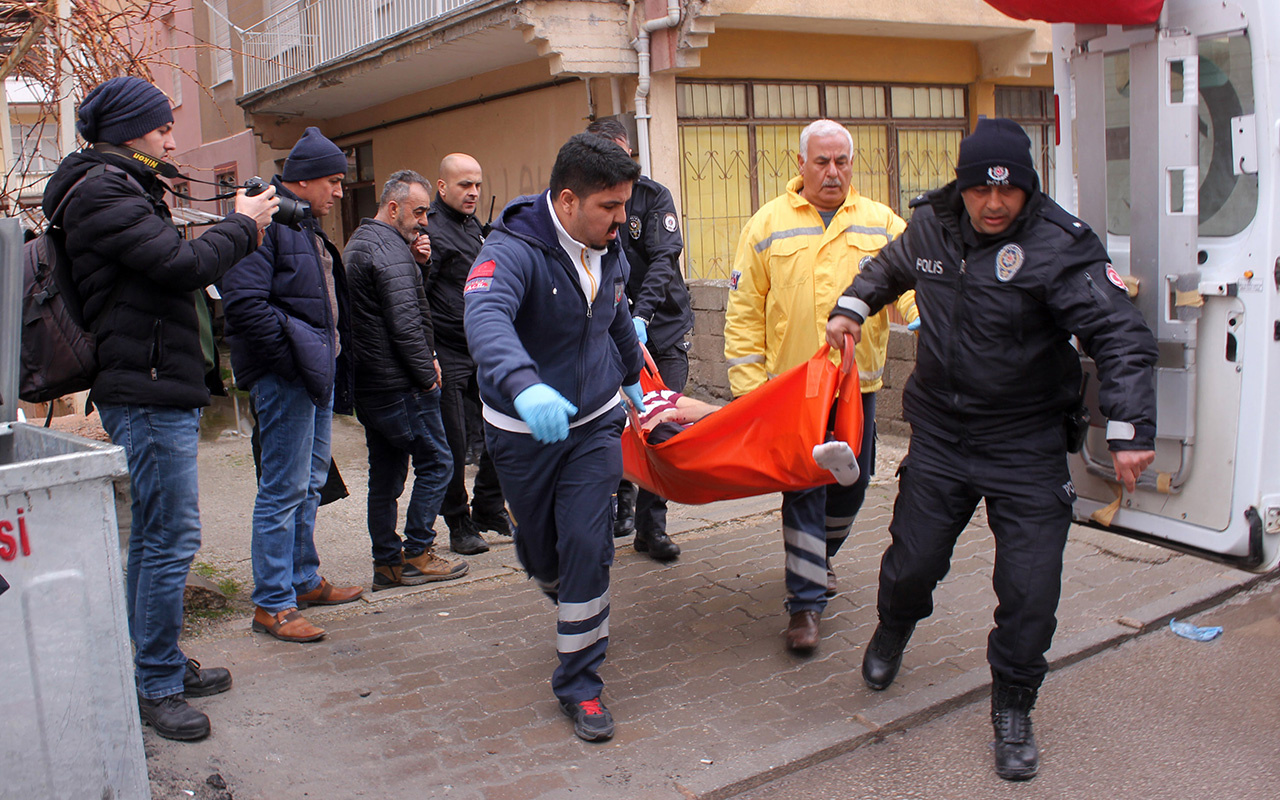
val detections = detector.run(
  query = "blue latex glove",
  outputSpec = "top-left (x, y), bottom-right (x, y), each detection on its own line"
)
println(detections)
top-left (633, 317), bottom-right (649, 345)
top-left (907, 317), bottom-right (921, 332)
top-left (513, 383), bottom-right (578, 443)
top-left (621, 382), bottom-right (646, 415)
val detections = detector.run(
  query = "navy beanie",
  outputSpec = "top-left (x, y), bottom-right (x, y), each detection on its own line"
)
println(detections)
top-left (76, 76), bottom-right (174, 145)
top-left (954, 118), bottom-right (1038, 195)
top-left (283, 127), bottom-right (348, 182)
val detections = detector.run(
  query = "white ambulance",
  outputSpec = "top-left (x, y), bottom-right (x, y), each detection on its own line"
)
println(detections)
top-left (1045, 0), bottom-right (1280, 570)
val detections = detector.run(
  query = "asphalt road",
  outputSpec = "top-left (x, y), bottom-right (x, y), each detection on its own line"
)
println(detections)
top-left (732, 576), bottom-right (1280, 800)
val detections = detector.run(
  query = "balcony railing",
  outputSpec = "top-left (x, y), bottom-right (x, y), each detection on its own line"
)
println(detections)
top-left (241, 0), bottom-right (483, 95)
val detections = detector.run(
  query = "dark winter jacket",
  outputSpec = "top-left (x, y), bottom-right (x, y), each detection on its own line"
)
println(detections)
top-left (424, 194), bottom-right (484, 353)
top-left (344, 218), bottom-right (438, 396)
top-left (218, 177), bottom-right (354, 413)
top-left (832, 181), bottom-right (1158, 449)
top-left (42, 148), bottom-right (258, 408)
top-left (463, 191), bottom-right (643, 424)
top-left (620, 176), bottom-right (694, 353)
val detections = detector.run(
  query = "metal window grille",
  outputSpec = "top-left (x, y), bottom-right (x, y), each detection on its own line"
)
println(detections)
top-left (678, 79), bottom-right (967, 280)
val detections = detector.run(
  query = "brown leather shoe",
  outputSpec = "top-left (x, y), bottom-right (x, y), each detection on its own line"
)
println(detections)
top-left (252, 607), bottom-right (325, 643)
top-left (825, 559), bottom-right (838, 598)
top-left (296, 577), bottom-right (363, 608)
top-left (404, 548), bottom-right (469, 582)
top-left (785, 610), bottom-right (820, 654)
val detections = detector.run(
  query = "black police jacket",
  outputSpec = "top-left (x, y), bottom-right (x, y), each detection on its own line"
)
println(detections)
top-left (620, 176), bottom-right (694, 353)
top-left (424, 194), bottom-right (485, 353)
top-left (344, 218), bottom-right (437, 396)
top-left (833, 182), bottom-right (1158, 449)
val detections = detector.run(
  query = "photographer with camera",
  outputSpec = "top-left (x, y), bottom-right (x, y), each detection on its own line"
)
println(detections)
top-left (42, 76), bottom-right (278, 741)
top-left (220, 126), bottom-right (363, 645)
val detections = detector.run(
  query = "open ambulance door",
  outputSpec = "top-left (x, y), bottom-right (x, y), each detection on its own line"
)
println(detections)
top-left (1051, 0), bottom-right (1279, 571)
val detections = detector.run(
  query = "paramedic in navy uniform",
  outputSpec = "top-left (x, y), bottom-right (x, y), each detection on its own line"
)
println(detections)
top-left (825, 118), bottom-right (1158, 781)
top-left (464, 134), bottom-right (645, 743)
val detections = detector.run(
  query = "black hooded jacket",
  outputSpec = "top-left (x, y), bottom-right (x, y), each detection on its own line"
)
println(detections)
top-left (42, 148), bottom-right (258, 408)
top-left (832, 181), bottom-right (1158, 448)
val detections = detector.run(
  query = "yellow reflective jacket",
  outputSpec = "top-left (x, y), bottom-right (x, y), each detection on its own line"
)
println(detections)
top-left (724, 176), bottom-right (916, 397)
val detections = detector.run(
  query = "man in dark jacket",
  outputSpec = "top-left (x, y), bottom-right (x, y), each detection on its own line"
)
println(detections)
top-left (464, 134), bottom-right (645, 743)
top-left (44, 76), bottom-right (278, 741)
top-left (826, 118), bottom-right (1158, 781)
top-left (345, 169), bottom-right (468, 590)
top-left (220, 127), bottom-right (363, 645)
top-left (586, 119), bottom-right (693, 561)
top-left (424, 153), bottom-right (510, 553)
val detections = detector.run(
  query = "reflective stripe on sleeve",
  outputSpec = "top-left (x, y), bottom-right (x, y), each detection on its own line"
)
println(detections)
top-left (836, 295), bottom-right (871, 319)
top-left (1106, 420), bottom-right (1136, 441)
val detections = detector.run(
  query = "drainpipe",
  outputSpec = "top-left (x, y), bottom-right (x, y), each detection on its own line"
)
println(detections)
top-left (633, 1), bottom-right (681, 177)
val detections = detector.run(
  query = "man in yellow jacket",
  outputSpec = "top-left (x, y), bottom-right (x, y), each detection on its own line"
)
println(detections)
top-left (725, 118), bottom-right (918, 654)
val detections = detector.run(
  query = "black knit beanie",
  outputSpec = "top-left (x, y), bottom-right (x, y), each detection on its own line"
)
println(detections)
top-left (282, 127), bottom-right (348, 182)
top-left (76, 76), bottom-right (174, 145)
top-left (954, 117), bottom-right (1037, 194)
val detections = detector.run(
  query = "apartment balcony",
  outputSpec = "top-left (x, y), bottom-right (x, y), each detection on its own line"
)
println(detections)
top-left (241, 0), bottom-right (490, 95)
top-left (237, 0), bottom-right (641, 124)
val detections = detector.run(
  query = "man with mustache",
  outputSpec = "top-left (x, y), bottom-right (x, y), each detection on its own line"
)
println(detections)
top-left (344, 169), bottom-right (468, 592)
top-left (724, 119), bottom-right (918, 656)
top-left (825, 117), bottom-right (1157, 780)
top-left (464, 134), bottom-right (645, 742)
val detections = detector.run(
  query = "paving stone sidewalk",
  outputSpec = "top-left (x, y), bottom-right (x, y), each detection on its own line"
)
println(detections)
top-left (148, 466), bottom-right (1263, 800)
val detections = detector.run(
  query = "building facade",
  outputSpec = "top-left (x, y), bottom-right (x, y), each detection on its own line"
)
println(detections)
top-left (226, 0), bottom-right (1054, 268)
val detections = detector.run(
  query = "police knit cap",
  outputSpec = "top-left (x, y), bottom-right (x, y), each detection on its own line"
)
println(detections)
top-left (954, 118), bottom-right (1037, 194)
top-left (76, 76), bottom-right (174, 145)
top-left (283, 127), bottom-right (348, 182)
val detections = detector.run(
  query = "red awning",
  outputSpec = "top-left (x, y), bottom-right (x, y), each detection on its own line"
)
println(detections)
top-left (983, 0), bottom-right (1166, 26)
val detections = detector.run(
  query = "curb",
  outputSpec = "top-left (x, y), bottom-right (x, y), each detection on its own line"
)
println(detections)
top-left (690, 567), bottom-right (1279, 800)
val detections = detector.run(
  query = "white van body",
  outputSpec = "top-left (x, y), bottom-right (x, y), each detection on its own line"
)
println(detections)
top-left (1053, 0), bottom-right (1280, 569)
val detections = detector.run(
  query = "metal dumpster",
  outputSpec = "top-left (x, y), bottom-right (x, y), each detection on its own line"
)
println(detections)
top-left (0, 421), bottom-right (149, 800)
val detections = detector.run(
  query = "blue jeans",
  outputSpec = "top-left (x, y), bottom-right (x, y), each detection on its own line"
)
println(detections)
top-left (250, 373), bottom-right (333, 612)
top-left (356, 387), bottom-right (453, 564)
top-left (99, 404), bottom-right (202, 700)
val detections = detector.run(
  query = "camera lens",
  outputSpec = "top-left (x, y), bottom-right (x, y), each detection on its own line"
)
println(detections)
top-left (242, 176), bottom-right (310, 225)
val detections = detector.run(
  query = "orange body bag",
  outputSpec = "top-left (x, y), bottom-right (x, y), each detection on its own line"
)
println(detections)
top-left (621, 341), bottom-right (863, 505)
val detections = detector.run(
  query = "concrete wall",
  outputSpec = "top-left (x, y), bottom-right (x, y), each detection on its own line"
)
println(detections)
top-left (684, 280), bottom-right (916, 435)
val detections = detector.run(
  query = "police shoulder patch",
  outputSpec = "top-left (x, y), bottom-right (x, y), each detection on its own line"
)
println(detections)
top-left (1104, 263), bottom-right (1128, 292)
top-left (995, 243), bottom-right (1025, 282)
top-left (663, 212), bottom-right (678, 233)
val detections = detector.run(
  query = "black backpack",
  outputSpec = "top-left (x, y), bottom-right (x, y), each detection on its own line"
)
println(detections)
top-left (19, 163), bottom-right (132, 406)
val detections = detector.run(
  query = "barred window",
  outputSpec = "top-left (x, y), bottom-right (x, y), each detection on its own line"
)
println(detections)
top-left (678, 79), bottom-right (968, 280)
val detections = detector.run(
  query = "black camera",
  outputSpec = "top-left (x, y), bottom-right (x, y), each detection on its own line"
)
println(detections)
top-left (244, 176), bottom-right (310, 227)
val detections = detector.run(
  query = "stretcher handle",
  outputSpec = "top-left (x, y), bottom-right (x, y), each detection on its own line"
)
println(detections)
top-left (818, 334), bottom-right (857, 376)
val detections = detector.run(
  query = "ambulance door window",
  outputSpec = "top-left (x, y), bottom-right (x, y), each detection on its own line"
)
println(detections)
top-left (1103, 35), bottom-right (1257, 238)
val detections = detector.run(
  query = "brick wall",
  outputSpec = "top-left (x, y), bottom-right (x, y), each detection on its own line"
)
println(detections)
top-left (684, 279), bottom-right (917, 434)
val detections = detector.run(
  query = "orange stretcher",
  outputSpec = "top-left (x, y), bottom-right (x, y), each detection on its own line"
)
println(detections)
top-left (621, 338), bottom-right (863, 505)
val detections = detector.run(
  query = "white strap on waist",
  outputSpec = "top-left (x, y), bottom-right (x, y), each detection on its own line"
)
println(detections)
top-left (483, 396), bottom-right (618, 434)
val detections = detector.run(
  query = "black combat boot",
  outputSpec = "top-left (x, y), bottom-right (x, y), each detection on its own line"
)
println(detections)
top-left (991, 674), bottom-right (1040, 781)
top-left (613, 483), bottom-right (636, 537)
top-left (634, 528), bottom-right (680, 560)
top-left (861, 621), bottom-right (915, 690)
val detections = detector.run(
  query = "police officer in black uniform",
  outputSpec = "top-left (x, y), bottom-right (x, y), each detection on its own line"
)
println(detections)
top-left (586, 119), bottom-right (694, 562)
top-left (424, 153), bottom-right (511, 555)
top-left (826, 118), bottom-right (1158, 782)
